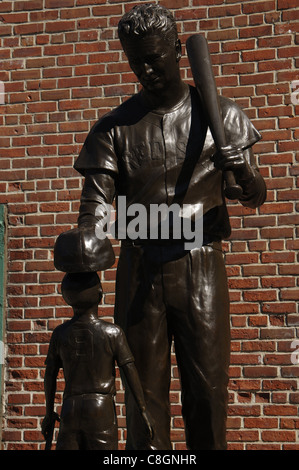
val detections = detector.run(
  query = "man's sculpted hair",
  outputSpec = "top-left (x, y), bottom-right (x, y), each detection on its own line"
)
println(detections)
top-left (118, 3), bottom-right (178, 45)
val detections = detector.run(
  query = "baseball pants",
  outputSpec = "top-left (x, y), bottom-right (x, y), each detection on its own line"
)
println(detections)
top-left (114, 241), bottom-right (231, 450)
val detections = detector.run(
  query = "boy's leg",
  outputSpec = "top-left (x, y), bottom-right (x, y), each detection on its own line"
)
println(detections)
top-left (56, 396), bottom-right (80, 450)
top-left (80, 394), bottom-right (118, 450)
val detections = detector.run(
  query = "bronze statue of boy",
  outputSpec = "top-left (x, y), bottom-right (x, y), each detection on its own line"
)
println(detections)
top-left (42, 272), bottom-right (153, 450)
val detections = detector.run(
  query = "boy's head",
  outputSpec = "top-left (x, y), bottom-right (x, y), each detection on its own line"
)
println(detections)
top-left (61, 272), bottom-right (103, 310)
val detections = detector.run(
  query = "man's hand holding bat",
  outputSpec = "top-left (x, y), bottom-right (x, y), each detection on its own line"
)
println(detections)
top-left (211, 145), bottom-right (256, 182)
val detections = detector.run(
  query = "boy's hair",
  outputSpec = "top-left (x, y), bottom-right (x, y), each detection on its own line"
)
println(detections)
top-left (118, 3), bottom-right (178, 46)
top-left (61, 272), bottom-right (102, 308)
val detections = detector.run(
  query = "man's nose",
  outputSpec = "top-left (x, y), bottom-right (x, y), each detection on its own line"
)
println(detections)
top-left (143, 62), bottom-right (153, 75)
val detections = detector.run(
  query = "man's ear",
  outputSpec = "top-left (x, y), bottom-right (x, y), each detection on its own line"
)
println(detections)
top-left (175, 39), bottom-right (182, 62)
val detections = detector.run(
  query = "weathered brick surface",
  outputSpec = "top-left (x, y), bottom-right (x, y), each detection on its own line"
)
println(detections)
top-left (0, 0), bottom-right (298, 450)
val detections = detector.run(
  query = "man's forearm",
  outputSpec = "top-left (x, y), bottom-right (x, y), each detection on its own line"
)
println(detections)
top-left (78, 170), bottom-right (116, 227)
top-left (237, 149), bottom-right (267, 209)
top-left (237, 169), bottom-right (267, 208)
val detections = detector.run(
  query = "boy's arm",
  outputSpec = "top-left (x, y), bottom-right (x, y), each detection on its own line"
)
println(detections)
top-left (120, 361), bottom-right (154, 440)
top-left (41, 363), bottom-right (60, 443)
top-left (44, 363), bottom-right (60, 418)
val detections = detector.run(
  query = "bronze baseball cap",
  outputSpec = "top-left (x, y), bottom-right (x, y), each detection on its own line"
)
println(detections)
top-left (54, 225), bottom-right (115, 273)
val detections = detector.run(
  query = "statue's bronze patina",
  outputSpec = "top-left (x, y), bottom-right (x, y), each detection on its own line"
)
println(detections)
top-left (51, 3), bottom-right (266, 450)
top-left (42, 272), bottom-right (153, 450)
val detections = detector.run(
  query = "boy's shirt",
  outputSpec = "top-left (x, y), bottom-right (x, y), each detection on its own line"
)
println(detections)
top-left (45, 318), bottom-right (134, 399)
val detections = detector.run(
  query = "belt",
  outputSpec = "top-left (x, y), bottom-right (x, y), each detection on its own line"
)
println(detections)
top-left (65, 392), bottom-right (113, 401)
top-left (121, 239), bottom-right (222, 251)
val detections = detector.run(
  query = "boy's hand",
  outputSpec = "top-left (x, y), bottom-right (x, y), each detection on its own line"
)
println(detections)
top-left (41, 412), bottom-right (60, 440)
top-left (141, 409), bottom-right (154, 440)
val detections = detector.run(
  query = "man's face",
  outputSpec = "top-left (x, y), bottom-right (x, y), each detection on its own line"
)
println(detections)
top-left (122, 34), bottom-right (181, 94)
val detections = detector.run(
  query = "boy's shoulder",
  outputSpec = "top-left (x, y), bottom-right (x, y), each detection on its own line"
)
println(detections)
top-left (50, 319), bottom-right (72, 340)
top-left (95, 318), bottom-right (123, 338)
top-left (50, 318), bottom-right (125, 346)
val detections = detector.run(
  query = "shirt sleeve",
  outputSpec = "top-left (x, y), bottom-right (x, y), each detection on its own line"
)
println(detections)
top-left (112, 326), bottom-right (134, 367)
top-left (221, 96), bottom-right (262, 153)
top-left (74, 116), bottom-right (119, 177)
top-left (77, 171), bottom-right (117, 226)
top-left (220, 96), bottom-right (267, 208)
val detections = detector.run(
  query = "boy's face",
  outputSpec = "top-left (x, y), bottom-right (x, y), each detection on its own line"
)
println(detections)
top-left (122, 33), bottom-right (181, 95)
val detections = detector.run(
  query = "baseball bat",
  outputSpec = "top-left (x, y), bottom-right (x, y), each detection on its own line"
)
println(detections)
top-left (186, 34), bottom-right (243, 200)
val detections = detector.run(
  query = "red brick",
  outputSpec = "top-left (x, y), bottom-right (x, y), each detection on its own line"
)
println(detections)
top-left (14, 0), bottom-right (43, 10)
top-left (13, 46), bottom-right (42, 58)
top-left (259, 35), bottom-right (292, 48)
top-left (207, 29), bottom-right (238, 41)
top-left (282, 9), bottom-right (299, 22)
top-left (243, 49), bottom-right (276, 62)
top-left (209, 4), bottom-right (241, 17)
top-left (243, 1), bottom-right (276, 13)
top-left (43, 44), bottom-right (73, 56)
top-left (77, 17), bottom-right (107, 30)
top-left (244, 366), bottom-right (278, 378)
top-left (45, 20), bottom-right (76, 33)
top-left (92, 4), bottom-right (122, 16)
top-left (261, 277), bottom-right (295, 288)
top-left (262, 302), bottom-right (296, 314)
top-left (240, 25), bottom-right (273, 38)
top-left (13, 22), bottom-right (43, 35)
top-left (277, 0), bottom-right (298, 8)
top-left (244, 417), bottom-right (278, 428)
top-left (278, 46), bottom-right (299, 60)
top-left (262, 430), bottom-right (296, 442)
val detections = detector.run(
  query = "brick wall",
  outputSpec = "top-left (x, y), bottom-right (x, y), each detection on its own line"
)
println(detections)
top-left (0, 0), bottom-right (298, 450)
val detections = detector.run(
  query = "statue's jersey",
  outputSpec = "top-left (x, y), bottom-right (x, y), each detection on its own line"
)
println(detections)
top-left (74, 85), bottom-right (265, 242)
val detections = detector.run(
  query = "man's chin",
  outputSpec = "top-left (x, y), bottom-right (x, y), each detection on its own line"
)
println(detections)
top-left (142, 80), bottom-right (164, 93)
